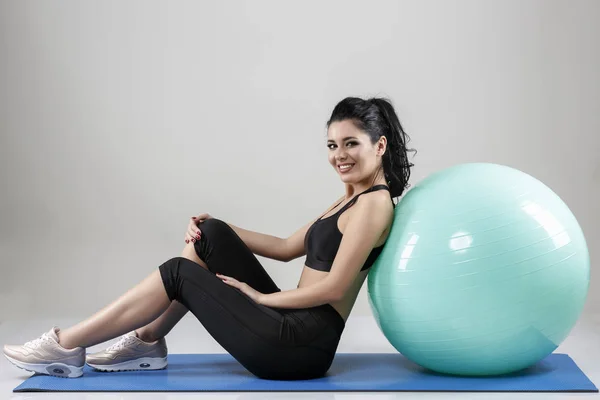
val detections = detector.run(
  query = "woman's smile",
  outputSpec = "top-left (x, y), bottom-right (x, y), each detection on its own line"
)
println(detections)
top-left (338, 163), bottom-right (355, 173)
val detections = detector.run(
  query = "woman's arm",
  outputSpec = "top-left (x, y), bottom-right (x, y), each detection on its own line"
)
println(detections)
top-left (259, 277), bottom-right (339, 308)
top-left (225, 195), bottom-right (344, 263)
top-left (225, 223), bottom-right (288, 262)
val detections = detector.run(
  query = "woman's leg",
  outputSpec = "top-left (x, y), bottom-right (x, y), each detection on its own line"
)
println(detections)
top-left (135, 301), bottom-right (187, 342)
top-left (136, 242), bottom-right (205, 342)
top-left (57, 212), bottom-right (278, 349)
top-left (59, 236), bottom-right (207, 348)
top-left (57, 269), bottom-right (171, 350)
top-left (135, 215), bottom-right (287, 343)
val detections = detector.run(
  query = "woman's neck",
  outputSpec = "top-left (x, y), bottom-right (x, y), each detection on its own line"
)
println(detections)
top-left (343, 179), bottom-right (387, 200)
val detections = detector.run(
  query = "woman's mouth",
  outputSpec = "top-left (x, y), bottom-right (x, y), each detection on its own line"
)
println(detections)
top-left (338, 163), bottom-right (355, 173)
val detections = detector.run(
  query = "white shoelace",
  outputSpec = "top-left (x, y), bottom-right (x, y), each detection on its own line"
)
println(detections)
top-left (106, 335), bottom-right (136, 352)
top-left (24, 332), bottom-right (53, 349)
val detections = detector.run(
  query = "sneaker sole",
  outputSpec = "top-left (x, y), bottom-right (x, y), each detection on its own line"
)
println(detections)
top-left (86, 356), bottom-right (168, 372)
top-left (4, 354), bottom-right (83, 378)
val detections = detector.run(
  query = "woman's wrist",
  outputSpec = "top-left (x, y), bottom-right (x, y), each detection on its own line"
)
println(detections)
top-left (258, 293), bottom-right (267, 305)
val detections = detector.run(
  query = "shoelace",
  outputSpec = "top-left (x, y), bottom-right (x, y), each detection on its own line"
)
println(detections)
top-left (24, 332), bottom-right (53, 349)
top-left (106, 335), bottom-right (136, 352)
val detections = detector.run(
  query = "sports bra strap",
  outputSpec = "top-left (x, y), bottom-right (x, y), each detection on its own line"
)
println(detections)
top-left (319, 185), bottom-right (390, 220)
top-left (345, 184), bottom-right (389, 208)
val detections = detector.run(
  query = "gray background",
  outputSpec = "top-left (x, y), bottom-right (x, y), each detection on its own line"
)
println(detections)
top-left (1, 0), bottom-right (598, 324)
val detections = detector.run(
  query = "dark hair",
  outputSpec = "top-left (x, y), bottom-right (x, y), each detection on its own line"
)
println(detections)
top-left (326, 96), bottom-right (416, 199)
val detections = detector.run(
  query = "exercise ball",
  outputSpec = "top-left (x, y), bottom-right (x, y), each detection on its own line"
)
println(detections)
top-left (367, 163), bottom-right (590, 376)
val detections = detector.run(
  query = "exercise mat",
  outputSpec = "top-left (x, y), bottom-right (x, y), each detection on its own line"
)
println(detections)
top-left (13, 353), bottom-right (598, 392)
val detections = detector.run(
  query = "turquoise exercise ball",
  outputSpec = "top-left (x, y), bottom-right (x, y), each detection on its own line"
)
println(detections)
top-left (367, 163), bottom-right (590, 376)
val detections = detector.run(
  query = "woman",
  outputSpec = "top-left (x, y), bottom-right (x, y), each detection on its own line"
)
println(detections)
top-left (3, 96), bottom-right (415, 380)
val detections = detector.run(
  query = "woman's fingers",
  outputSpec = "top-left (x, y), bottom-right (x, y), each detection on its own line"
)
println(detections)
top-left (189, 225), bottom-right (201, 239)
top-left (186, 214), bottom-right (211, 244)
top-left (217, 274), bottom-right (236, 286)
top-left (185, 219), bottom-right (202, 244)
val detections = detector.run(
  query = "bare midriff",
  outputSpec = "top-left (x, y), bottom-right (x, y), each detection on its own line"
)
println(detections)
top-left (296, 198), bottom-right (391, 322)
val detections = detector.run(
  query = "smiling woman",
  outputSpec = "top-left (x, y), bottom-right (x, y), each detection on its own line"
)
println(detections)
top-left (290, 97), bottom-right (417, 323)
top-left (4, 96), bottom-right (417, 381)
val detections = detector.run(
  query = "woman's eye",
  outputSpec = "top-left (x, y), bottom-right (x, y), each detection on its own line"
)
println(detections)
top-left (327, 142), bottom-right (357, 149)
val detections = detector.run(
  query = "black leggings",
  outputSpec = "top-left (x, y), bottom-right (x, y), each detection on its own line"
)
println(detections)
top-left (158, 218), bottom-right (345, 380)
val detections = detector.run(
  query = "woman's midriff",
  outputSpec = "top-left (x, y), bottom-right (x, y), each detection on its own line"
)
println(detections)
top-left (297, 266), bottom-right (369, 322)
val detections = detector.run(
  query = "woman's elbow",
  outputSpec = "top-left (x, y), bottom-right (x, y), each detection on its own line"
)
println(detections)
top-left (327, 286), bottom-right (345, 303)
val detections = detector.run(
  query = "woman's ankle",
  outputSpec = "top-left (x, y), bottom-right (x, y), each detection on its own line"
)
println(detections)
top-left (135, 329), bottom-right (158, 343)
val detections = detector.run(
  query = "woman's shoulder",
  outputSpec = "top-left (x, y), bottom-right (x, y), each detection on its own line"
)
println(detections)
top-left (354, 189), bottom-right (395, 221)
top-left (357, 187), bottom-right (392, 204)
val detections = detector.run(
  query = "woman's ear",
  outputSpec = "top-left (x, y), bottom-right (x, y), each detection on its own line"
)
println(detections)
top-left (377, 136), bottom-right (387, 156)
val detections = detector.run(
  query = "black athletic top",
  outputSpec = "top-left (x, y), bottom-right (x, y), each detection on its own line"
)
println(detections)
top-left (304, 185), bottom-right (393, 272)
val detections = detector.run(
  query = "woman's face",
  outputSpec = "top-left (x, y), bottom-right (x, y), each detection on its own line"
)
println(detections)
top-left (327, 120), bottom-right (385, 184)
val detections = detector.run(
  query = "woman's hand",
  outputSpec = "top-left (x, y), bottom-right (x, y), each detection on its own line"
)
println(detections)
top-left (216, 274), bottom-right (264, 304)
top-left (185, 213), bottom-right (213, 244)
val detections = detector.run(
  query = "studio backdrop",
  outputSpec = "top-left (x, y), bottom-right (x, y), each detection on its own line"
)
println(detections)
top-left (0, 0), bottom-right (598, 321)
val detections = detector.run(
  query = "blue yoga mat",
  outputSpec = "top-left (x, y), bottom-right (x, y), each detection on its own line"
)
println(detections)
top-left (13, 353), bottom-right (597, 392)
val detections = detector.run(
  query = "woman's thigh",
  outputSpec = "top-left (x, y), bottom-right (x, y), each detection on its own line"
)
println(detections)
top-left (193, 218), bottom-right (281, 295)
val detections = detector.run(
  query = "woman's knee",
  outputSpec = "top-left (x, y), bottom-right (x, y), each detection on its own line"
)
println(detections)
top-left (198, 218), bottom-right (230, 237)
top-left (159, 257), bottom-right (206, 302)
top-left (193, 218), bottom-right (235, 263)
top-left (180, 219), bottom-right (229, 270)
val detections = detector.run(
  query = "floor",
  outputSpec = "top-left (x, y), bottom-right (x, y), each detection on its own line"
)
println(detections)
top-left (1, 312), bottom-right (599, 399)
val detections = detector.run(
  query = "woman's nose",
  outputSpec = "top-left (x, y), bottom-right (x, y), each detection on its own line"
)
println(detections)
top-left (335, 149), bottom-right (347, 159)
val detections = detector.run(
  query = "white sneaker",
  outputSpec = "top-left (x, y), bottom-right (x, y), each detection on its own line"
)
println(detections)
top-left (86, 331), bottom-right (168, 372)
top-left (3, 326), bottom-right (85, 378)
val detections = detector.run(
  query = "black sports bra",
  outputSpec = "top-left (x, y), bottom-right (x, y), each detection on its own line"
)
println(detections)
top-left (304, 185), bottom-right (393, 272)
